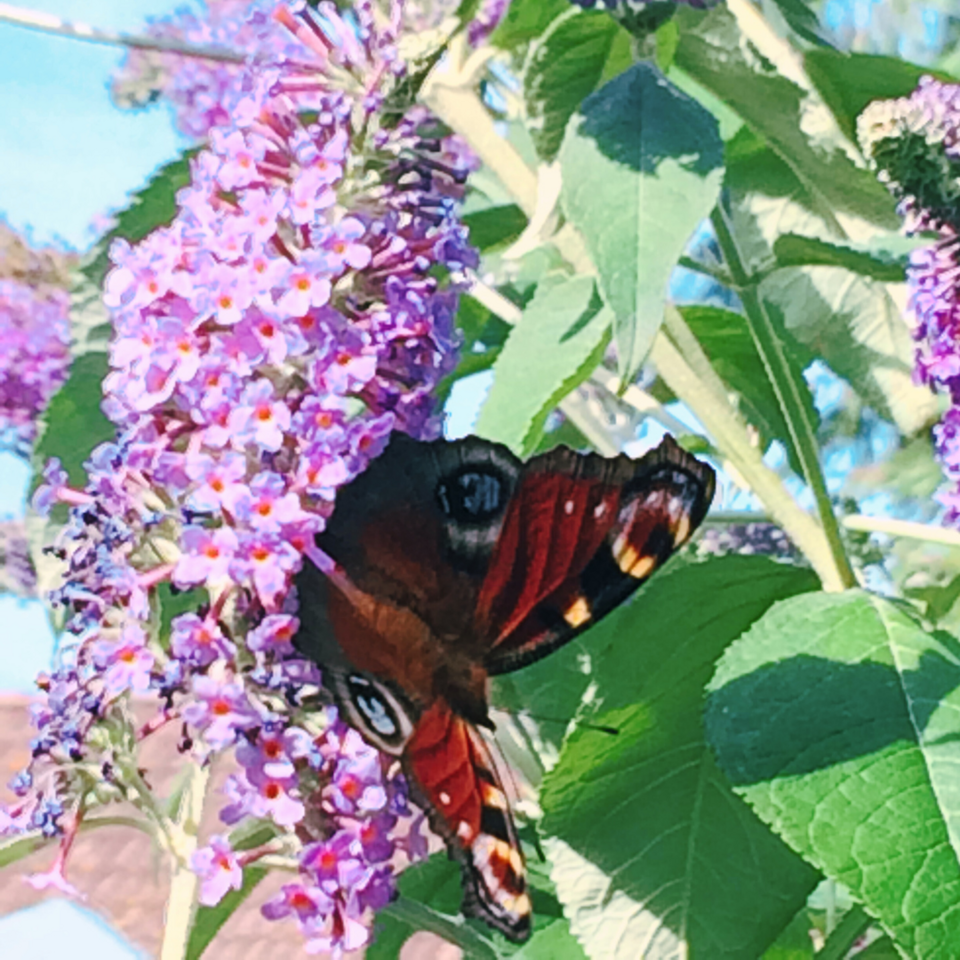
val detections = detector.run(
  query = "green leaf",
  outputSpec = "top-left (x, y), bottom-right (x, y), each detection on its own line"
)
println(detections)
top-left (370, 855), bottom-right (499, 959)
top-left (559, 62), bottom-right (724, 382)
top-left (758, 265), bottom-right (937, 436)
top-left (83, 149), bottom-right (197, 289)
top-left (32, 352), bottom-right (114, 489)
top-left (463, 204), bottom-right (528, 251)
top-left (513, 919), bottom-right (589, 959)
top-left (672, 5), bottom-right (897, 229)
top-left (524, 10), bottom-right (626, 163)
top-left (491, 0), bottom-right (569, 52)
top-left (804, 50), bottom-right (948, 144)
top-left (185, 822), bottom-right (278, 960)
top-left (706, 590), bottom-right (960, 959)
top-left (539, 556), bottom-right (820, 960)
top-left (680, 304), bottom-right (819, 477)
top-left (767, 0), bottom-right (833, 48)
top-left (772, 233), bottom-right (915, 283)
top-left (474, 274), bottom-right (612, 456)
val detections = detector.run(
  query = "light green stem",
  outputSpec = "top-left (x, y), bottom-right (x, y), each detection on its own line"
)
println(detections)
top-left (159, 760), bottom-right (210, 960)
top-left (710, 203), bottom-right (856, 591)
top-left (650, 328), bottom-right (844, 590)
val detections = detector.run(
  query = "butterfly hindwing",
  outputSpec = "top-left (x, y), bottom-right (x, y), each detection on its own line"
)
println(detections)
top-left (404, 699), bottom-right (531, 942)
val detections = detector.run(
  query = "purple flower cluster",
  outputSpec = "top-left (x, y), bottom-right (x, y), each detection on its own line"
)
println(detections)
top-left (12, 3), bottom-right (471, 953)
top-left (112, 0), bottom-right (303, 139)
top-left (860, 78), bottom-right (960, 521)
top-left (0, 280), bottom-right (71, 452)
top-left (114, 0), bottom-right (510, 140)
top-left (697, 523), bottom-right (800, 562)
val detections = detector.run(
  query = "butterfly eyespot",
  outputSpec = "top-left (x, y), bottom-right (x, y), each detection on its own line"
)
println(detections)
top-left (436, 468), bottom-right (505, 523)
top-left (334, 672), bottom-right (416, 755)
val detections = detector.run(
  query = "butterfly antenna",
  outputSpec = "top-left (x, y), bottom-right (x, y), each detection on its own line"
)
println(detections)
top-left (521, 713), bottom-right (620, 737)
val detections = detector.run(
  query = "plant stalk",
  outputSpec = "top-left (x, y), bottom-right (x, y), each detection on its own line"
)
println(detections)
top-left (709, 203), bottom-right (857, 591)
top-left (159, 759), bottom-right (211, 960)
top-left (650, 330), bottom-right (845, 590)
top-left (0, 2), bottom-right (246, 62)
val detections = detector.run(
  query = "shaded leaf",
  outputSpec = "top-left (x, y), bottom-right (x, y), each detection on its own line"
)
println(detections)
top-left (463, 204), bottom-right (528, 251)
top-left (772, 233), bottom-right (916, 283)
top-left (680, 304), bottom-right (819, 476)
top-left (32, 352), bottom-right (114, 489)
top-left (524, 10), bottom-right (626, 163)
top-left (539, 557), bottom-right (820, 960)
top-left (83, 149), bottom-right (197, 289)
top-left (673, 5), bottom-right (897, 229)
top-left (768, 0), bottom-right (833, 48)
top-left (475, 274), bottom-right (611, 455)
top-left (804, 50), bottom-right (948, 144)
top-left (560, 62), bottom-right (723, 381)
top-left (759, 265), bottom-right (937, 436)
top-left (370, 855), bottom-right (499, 959)
top-left (706, 590), bottom-right (960, 959)
top-left (491, 0), bottom-right (569, 52)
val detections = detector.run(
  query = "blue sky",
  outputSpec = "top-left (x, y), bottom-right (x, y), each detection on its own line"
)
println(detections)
top-left (1, 0), bottom-right (188, 692)
top-left (0, 0), bottom-right (187, 250)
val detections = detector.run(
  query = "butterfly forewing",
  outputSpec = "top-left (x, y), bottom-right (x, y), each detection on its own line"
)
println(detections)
top-left (481, 436), bottom-right (715, 675)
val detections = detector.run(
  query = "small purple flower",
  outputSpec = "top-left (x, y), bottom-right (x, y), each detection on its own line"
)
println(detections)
top-left (182, 677), bottom-right (259, 749)
top-left (227, 380), bottom-right (291, 453)
top-left (174, 525), bottom-right (239, 587)
top-left (91, 623), bottom-right (154, 698)
top-left (170, 613), bottom-right (236, 667)
top-left (246, 614), bottom-right (299, 656)
top-left (191, 835), bottom-right (243, 906)
top-left (262, 882), bottom-right (331, 925)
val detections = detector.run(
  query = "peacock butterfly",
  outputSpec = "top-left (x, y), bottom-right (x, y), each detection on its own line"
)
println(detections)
top-left (294, 432), bottom-right (715, 941)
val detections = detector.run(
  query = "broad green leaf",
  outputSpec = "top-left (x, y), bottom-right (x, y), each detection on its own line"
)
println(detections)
top-left (32, 352), bottom-right (114, 488)
top-left (370, 855), bottom-right (499, 959)
top-left (759, 266), bottom-right (937, 436)
top-left (513, 919), bottom-right (589, 959)
top-left (493, 638), bottom-right (595, 759)
top-left (539, 557), bottom-right (820, 960)
top-left (706, 590), bottom-right (960, 959)
top-left (491, 0), bottom-right (569, 52)
top-left (475, 274), bottom-right (612, 455)
top-left (680, 305), bottom-right (818, 477)
top-left (672, 5), bottom-right (897, 229)
top-left (804, 50), bottom-right (946, 144)
top-left (722, 129), bottom-right (937, 436)
top-left (772, 234), bottom-right (916, 283)
top-left (559, 62), bottom-right (723, 382)
top-left (524, 10), bottom-right (626, 163)
top-left (185, 822), bottom-right (278, 960)
top-left (83, 148), bottom-right (197, 289)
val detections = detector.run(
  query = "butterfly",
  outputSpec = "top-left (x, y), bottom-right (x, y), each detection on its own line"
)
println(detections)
top-left (294, 432), bottom-right (715, 941)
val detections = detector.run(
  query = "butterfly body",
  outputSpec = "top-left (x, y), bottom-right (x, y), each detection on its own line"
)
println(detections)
top-left (295, 433), bottom-right (715, 941)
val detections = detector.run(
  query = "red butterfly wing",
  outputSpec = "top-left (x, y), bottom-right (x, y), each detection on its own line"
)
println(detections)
top-left (480, 435), bottom-right (715, 675)
top-left (404, 699), bottom-right (531, 942)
